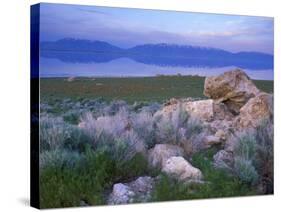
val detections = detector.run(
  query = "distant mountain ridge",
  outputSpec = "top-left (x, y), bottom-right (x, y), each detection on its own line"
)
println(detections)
top-left (40, 38), bottom-right (273, 70)
top-left (41, 38), bottom-right (122, 53)
top-left (41, 38), bottom-right (272, 56)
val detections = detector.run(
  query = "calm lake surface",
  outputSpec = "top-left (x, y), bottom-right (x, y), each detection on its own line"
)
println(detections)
top-left (40, 52), bottom-right (273, 80)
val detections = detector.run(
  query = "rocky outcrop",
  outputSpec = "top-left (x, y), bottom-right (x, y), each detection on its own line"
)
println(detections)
top-left (162, 156), bottom-right (203, 183)
top-left (148, 144), bottom-right (184, 169)
top-left (204, 69), bottom-right (260, 114)
top-left (234, 92), bottom-right (273, 129)
top-left (109, 69), bottom-right (272, 194)
top-left (153, 70), bottom-right (272, 151)
top-left (107, 176), bottom-right (154, 205)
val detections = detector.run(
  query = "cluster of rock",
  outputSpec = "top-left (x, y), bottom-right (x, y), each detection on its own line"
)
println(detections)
top-left (155, 69), bottom-right (273, 152)
top-left (107, 144), bottom-right (204, 205)
top-left (203, 69), bottom-right (273, 169)
top-left (107, 69), bottom-right (273, 204)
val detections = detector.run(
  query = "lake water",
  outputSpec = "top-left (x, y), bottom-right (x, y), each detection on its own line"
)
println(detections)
top-left (39, 52), bottom-right (273, 80)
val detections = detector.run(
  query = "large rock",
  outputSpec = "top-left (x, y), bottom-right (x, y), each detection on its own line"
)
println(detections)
top-left (155, 99), bottom-right (214, 122)
top-left (148, 144), bottom-right (184, 169)
top-left (204, 69), bottom-right (260, 114)
top-left (162, 156), bottom-right (203, 182)
top-left (235, 92), bottom-right (273, 129)
top-left (107, 176), bottom-right (154, 204)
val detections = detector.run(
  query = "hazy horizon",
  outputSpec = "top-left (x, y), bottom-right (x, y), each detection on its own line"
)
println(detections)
top-left (39, 3), bottom-right (274, 54)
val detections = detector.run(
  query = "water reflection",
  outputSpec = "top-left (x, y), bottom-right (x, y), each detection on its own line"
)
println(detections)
top-left (41, 50), bottom-right (273, 69)
top-left (39, 58), bottom-right (273, 80)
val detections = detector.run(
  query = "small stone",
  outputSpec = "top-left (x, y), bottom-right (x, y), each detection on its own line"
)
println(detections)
top-left (204, 135), bottom-right (221, 147)
top-left (148, 144), bottom-right (184, 169)
top-left (215, 129), bottom-right (227, 141)
top-left (107, 176), bottom-right (155, 205)
top-left (108, 183), bottom-right (135, 205)
top-left (162, 156), bottom-right (203, 182)
top-left (80, 200), bottom-right (89, 207)
top-left (66, 76), bottom-right (75, 82)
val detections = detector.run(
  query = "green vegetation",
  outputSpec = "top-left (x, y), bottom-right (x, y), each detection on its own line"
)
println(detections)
top-left (40, 76), bottom-right (273, 103)
top-left (254, 80), bottom-right (274, 94)
top-left (39, 105), bottom-right (159, 208)
top-left (233, 121), bottom-right (273, 192)
top-left (39, 77), bottom-right (273, 207)
top-left (152, 149), bottom-right (255, 202)
top-left (39, 98), bottom-right (270, 208)
top-left (40, 149), bottom-right (150, 208)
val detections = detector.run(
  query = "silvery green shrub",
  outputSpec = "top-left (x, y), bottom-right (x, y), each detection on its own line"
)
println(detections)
top-left (154, 104), bottom-right (181, 144)
top-left (132, 101), bottom-right (161, 114)
top-left (79, 109), bottom-right (145, 163)
top-left (63, 110), bottom-right (81, 124)
top-left (234, 131), bottom-right (257, 161)
top-left (154, 103), bottom-right (201, 145)
top-left (155, 116), bottom-right (177, 144)
top-left (103, 100), bottom-right (129, 116)
top-left (98, 130), bottom-right (145, 165)
top-left (233, 122), bottom-right (273, 189)
top-left (141, 102), bottom-right (161, 114)
top-left (254, 120), bottom-right (273, 170)
top-left (40, 149), bottom-right (81, 169)
top-left (40, 116), bottom-right (72, 151)
top-left (80, 107), bottom-right (130, 140)
top-left (62, 125), bottom-right (92, 153)
top-left (254, 120), bottom-right (273, 193)
top-left (185, 116), bottom-right (203, 139)
top-left (234, 157), bottom-right (258, 185)
top-left (233, 131), bottom-right (258, 184)
top-left (131, 111), bottom-right (156, 148)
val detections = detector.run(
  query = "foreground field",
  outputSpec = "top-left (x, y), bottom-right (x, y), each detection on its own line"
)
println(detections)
top-left (39, 71), bottom-right (273, 208)
top-left (40, 76), bottom-right (273, 103)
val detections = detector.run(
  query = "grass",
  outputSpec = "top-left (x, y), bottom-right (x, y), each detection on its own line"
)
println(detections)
top-left (151, 149), bottom-right (256, 202)
top-left (40, 76), bottom-right (273, 103)
top-left (40, 149), bottom-right (150, 208)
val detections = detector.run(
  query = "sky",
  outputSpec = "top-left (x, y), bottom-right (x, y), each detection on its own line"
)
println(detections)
top-left (39, 3), bottom-right (274, 54)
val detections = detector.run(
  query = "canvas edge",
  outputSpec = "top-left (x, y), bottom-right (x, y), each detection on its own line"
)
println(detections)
top-left (30, 3), bottom-right (40, 209)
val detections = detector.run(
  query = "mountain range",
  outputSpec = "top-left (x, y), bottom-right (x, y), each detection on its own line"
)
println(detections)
top-left (40, 38), bottom-right (273, 69)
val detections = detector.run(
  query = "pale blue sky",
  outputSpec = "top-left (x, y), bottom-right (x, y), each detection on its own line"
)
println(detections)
top-left (39, 3), bottom-right (274, 54)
